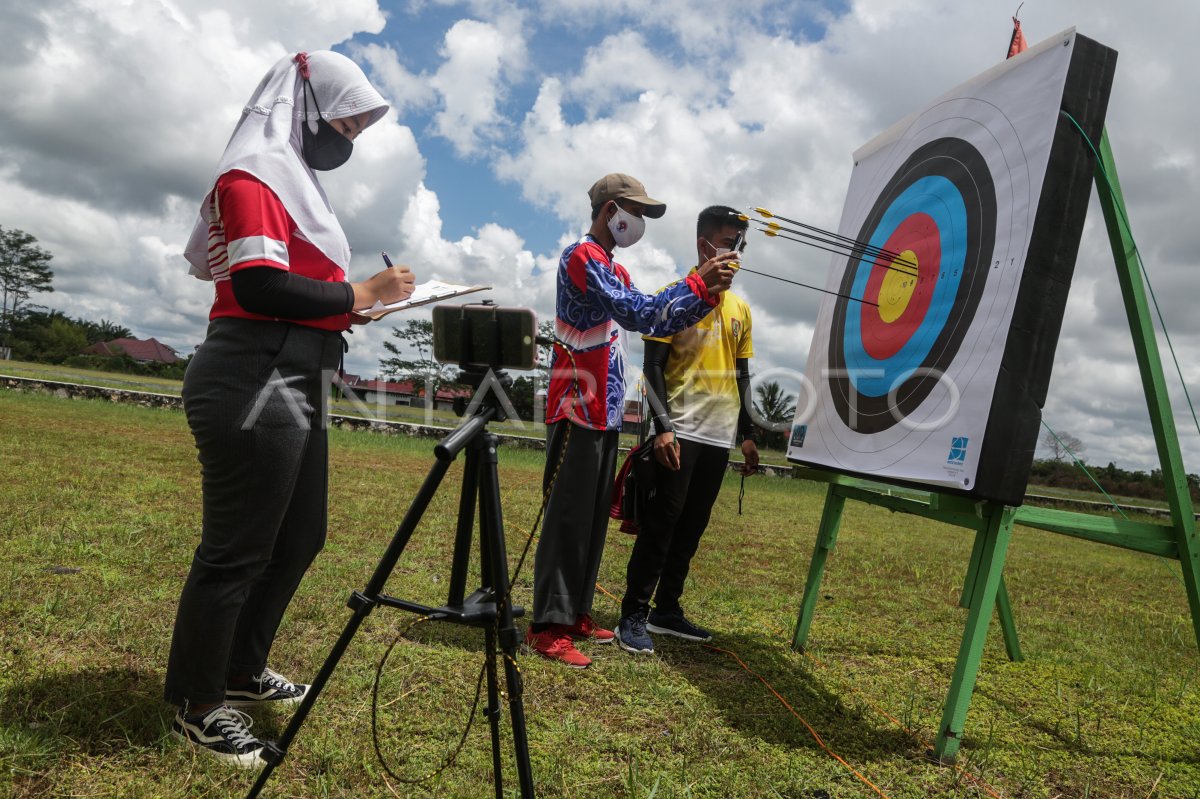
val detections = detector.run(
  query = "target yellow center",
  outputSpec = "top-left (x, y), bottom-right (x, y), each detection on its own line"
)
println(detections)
top-left (878, 251), bottom-right (919, 324)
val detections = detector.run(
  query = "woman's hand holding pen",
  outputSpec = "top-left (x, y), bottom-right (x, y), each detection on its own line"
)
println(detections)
top-left (351, 252), bottom-right (416, 314)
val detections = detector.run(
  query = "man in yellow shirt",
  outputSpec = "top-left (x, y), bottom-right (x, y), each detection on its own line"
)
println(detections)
top-left (616, 205), bottom-right (760, 654)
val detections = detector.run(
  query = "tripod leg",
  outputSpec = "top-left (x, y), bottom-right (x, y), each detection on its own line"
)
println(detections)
top-left (447, 445), bottom-right (480, 607)
top-left (484, 627), bottom-right (505, 799)
top-left (477, 433), bottom-right (536, 799)
top-left (246, 453), bottom-right (455, 799)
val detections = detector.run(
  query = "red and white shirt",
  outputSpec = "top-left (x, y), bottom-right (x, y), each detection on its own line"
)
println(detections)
top-left (204, 169), bottom-right (350, 332)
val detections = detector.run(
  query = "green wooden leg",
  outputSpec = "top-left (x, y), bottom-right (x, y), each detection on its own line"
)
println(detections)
top-left (960, 524), bottom-right (1021, 662)
top-left (934, 504), bottom-right (1016, 762)
top-left (1095, 132), bottom-right (1200, 653)
top-left (959, 526), bottom-right (986, 609)
top-left (995, 577), bottom-right (1023, 663)
top-left (1173, 530), bottom-right (1200, 656)
top-left (792, 485), bottom-right (846, 652)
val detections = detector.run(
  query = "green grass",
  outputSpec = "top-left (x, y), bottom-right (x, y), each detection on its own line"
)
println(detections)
top-left (0, 360), bottom-right (599, 446)
top-left (0, 358), bottom-right (187, 393)
top-left (2, 388), bottom-right (1199, 798)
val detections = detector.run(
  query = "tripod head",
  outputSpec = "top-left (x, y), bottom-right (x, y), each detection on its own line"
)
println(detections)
top-left (452, 366), bottom-right (515, 424)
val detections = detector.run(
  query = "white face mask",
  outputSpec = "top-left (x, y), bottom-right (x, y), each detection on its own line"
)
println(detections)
top-left (607, 203), bottom-right (646, 248)
top-left (705, 237), bottom-right (743, 261)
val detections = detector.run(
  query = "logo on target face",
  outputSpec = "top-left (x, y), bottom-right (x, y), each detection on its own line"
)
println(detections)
top-left (616, 220), bottom-right (628, 232)
top-left (791, 425), bottom-right (808, 448)
top-left (947, 436), bottom-right (969, 463)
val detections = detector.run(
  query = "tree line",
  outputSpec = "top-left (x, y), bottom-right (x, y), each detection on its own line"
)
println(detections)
top-left (6, 308), bottom-right (195, 378)
top-left (0, 225), bottom-right (191, 379)
top-left (1032, 429), bottom-right (1200, 503)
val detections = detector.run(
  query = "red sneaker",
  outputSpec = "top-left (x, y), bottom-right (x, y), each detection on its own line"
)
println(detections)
top-left (524, 627), bottom-right (592, 669)
top-left (565, 614), bottom-right (615, 644)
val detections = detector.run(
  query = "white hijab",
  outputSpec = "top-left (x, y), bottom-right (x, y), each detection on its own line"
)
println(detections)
top-left (184, 50), bottom-right (389, 279)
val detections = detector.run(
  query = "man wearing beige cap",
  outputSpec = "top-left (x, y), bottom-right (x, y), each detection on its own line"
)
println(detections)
top-left (526, 173), bottom-right (738, 668)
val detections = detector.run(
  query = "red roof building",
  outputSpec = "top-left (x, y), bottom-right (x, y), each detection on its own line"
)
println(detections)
top-left (86, 337), bottom-right (182, 364)
top-left (338, 374), bottom-right (471, 410)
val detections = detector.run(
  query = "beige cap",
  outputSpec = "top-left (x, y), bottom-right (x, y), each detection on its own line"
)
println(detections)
top-left (587, 173), bottom-right (667, 219)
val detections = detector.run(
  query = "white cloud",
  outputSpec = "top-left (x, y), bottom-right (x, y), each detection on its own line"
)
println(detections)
top-left (352, 42), bottom-right (437, 114)
top-left (335, 183), bottom-right (561, 374)
top-left (566, 31), bottom-right (709, 108)
top-left (427, 16), bottom-right (528, 155)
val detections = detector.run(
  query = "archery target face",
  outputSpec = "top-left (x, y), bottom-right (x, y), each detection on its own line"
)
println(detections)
top-left (830, 136), bottom-right (998, 435)
top-left (789, 30), bottom-right (1079, 493)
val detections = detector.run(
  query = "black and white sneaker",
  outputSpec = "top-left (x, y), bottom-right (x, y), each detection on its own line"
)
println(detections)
top-left (646, 608), bottom-right (712, 642)
top-left (172, 705), bottom-right (265, 769)
top-left (225, 667), bottom-right (309, 707)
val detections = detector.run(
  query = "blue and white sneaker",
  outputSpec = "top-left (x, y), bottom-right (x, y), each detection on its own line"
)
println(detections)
top-left (616, 613), bottom-right (654, 654)
top-left (172, 705), bottom-right (264, 769)
top-left (225, 667), bottom-right (309, 707)
top-left (646, 609), bottom-right (712, 642)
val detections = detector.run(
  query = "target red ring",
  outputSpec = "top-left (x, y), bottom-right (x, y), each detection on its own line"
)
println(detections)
top-left (859, 213), bottom-right (941, 360)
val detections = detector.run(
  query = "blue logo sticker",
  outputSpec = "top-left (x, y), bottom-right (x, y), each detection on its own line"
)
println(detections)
top-left (947, 436), bottom-right (969, 463)
top-left (791, 425), bottom-right (808, 448)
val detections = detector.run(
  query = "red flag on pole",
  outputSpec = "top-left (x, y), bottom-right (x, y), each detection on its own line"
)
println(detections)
top-left (1007, 4), bottom-right (1028, 59)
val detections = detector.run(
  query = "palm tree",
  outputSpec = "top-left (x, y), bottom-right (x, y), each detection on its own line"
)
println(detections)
top-left (753, 380), bottom-right (796, 450)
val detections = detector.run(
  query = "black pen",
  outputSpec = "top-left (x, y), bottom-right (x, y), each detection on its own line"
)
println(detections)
top-left (381, 251), bottom-right (394, 268)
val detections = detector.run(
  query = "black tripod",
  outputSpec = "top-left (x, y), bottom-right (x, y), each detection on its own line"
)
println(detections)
top-left (246, 382), bottom-right (535, 799)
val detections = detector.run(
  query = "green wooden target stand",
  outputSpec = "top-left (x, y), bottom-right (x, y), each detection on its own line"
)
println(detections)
top-left (790, 132), bottom-right (1200, 761)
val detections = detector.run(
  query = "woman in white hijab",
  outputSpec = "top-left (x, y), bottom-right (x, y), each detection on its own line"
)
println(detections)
top-left (166, 50), bottom-right (414, 768)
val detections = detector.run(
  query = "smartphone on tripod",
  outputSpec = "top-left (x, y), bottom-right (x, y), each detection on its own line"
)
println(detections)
top-left (432, 303), bottom-right (537, 370)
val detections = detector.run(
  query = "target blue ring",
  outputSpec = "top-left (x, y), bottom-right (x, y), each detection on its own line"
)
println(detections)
top-left (843, 175), bottom-right (968, 398)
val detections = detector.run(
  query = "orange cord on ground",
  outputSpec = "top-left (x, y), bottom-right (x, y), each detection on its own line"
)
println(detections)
top-left (705, 643), bottom-right (895, 799)
top-left (594, 583), bottom-right (893, 799)
top-left (596, 582), bottom-right (1012, 799)
top-left (799, 649), bottom-right (1007, 799)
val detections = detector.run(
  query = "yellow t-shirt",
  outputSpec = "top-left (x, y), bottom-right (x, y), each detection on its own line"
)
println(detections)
top-left (645, 290), bottom-right (753, 447)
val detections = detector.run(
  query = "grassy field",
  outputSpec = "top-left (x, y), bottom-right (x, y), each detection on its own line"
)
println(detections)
top-left (0, 359), bottom-right (188, 394)
top-left (0, 359), bottom-right (469, 429)
top-left (1025, 484), bottom-right (1173, 512)
top-left (2, 388), bottom-right (1199, 799)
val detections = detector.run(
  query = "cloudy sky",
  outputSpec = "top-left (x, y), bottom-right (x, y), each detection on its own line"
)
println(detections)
top-left (1, 0), bottom-right (1197, 473)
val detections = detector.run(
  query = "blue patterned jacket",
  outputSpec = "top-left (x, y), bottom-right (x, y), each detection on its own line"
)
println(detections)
top-left (546, 235), bottom-right (718, 430)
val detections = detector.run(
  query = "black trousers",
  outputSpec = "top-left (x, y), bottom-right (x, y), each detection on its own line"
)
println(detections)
top-left (164, 318), bottom-right (342, 707)
top-left (532, 420), bottom-right (620, 626)
top-left (621, 437), bottom-right (729, 619)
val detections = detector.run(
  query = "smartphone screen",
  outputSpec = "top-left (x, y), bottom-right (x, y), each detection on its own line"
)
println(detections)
top-left (432, 304), bottom-right (538, 370)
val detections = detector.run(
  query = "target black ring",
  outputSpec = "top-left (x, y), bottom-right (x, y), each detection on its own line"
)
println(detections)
top-left (828, 136), bottom-right (997, 434)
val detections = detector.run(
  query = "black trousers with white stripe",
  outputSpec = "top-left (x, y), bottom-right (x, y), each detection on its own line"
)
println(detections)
top-left (164, 317), bottom-right (342, 708)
